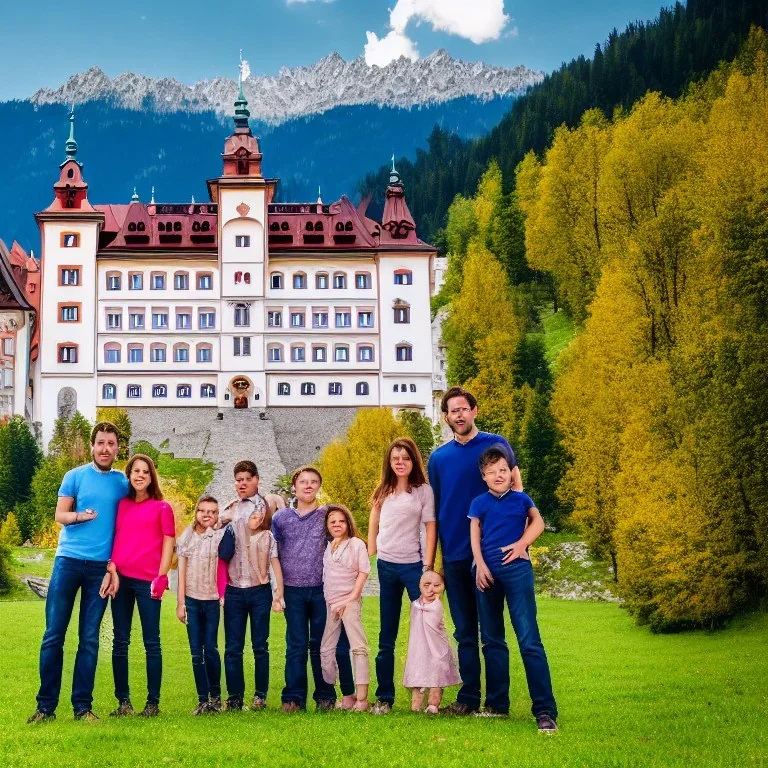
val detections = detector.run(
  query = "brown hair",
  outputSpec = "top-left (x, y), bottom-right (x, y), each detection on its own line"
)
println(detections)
top-left (440, 386), bottom-right (478, 414)
top-left (125, 453), bottom-right (163, 501)
top-left (233, 460), bottom-right (258, 477)
top-left (195, 494), bottom-right (219, 511)
top-left (325, 503), bottom-right (361, 542)
top-left (248, 500), bottom-right (273, 533)
top-left (90, 421), bottom-right (120, 445)
top-left (291, 465), bottom-right (323, 487)
top-left (370, 437), bottom-right (428, 511)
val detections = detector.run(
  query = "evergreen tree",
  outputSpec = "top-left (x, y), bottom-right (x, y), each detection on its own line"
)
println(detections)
top-left (0, 416), bottom-right (42, 517)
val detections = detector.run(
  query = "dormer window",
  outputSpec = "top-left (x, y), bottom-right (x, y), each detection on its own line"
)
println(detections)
top-left (61, 233), bottom-right (79, 248)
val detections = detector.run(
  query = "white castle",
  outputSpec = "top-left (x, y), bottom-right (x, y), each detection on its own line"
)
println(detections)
top-left (30, 89), bottom-right (438, 449)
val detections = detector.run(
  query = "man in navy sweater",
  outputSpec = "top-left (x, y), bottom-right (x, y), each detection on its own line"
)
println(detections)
top-left (427, 386), bottom-right (521, 715)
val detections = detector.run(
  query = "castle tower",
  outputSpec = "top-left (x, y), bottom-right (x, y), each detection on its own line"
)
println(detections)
top-left (207, 69), bottom-right (278, 408)
top-left (34, 108), bottom-right (103, 446)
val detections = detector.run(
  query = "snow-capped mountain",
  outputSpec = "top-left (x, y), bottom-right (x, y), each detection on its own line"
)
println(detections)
top-left (30, 50), bottom-right (542, 124)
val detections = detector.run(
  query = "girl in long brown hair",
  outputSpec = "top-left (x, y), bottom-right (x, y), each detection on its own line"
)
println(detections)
top-left (368, 438), bottom-right (436, 714)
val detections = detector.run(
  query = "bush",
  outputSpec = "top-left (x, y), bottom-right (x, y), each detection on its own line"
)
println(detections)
top-left (132, 441), bottom-right (161, 466)
top-left (31, 521), bottom-right (59, 549)
top-left (14, 501), bottom-right (40, 543)
top-left (97, 407), bottom-right (132, 460)
top-left (0, 542), bottom-right (14, 594)
top-left (0, 512), bottom-right (22, 547)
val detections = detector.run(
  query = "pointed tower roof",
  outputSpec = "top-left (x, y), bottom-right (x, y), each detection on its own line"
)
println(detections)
top-left (381, 156), bottom-right (417, 244)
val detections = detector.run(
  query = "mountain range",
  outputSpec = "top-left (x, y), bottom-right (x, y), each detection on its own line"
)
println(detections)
top-left (30, 51), bottom-right (542, 124)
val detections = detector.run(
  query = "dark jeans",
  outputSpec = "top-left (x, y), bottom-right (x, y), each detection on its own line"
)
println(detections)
top-left (185, 596), bottom-right (221, 702)
top-left (375, 559), bottom-right (423, 705)
top-left (476, 559), bottom-right (557, 718)
top-left (36, 556), bottom-right (109, 714)
top-left (282, 584), bottom-right (353, 706)
top-left (443, 556), bottom-right (482, 709)
top-left (223, 584), bottom-right (271, 700)
top-left (111, 576), bottom-right (162, 705)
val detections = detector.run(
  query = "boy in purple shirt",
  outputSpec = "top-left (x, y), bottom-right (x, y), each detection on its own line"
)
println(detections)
top-left (469, 445), bottom-right (557, 731)
top-left (271, 466), bottom-right (354, 711)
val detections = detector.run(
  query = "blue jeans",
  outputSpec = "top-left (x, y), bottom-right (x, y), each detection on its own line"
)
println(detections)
top-left (185, 597), bottom-right (221, 702)
top-left (111, 576), bottom-right (163, 705)
top-left (375, 559), bottom-right (423, 705)
top-left (443, 556), bottom-right (483, 709)
top-left (476, 559), bottom-right (557, 718)
top-left (36, 556), bottom-right (109, 714)
top-left (223, 584), bottom-right (272, 700)
top-left (282, 584), bottom-right (353, 706)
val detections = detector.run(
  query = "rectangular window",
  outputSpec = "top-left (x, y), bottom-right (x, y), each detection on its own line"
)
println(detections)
top-left (312, 346), bottom-right (326, 362)
top-left (62, 233), bottom-right (79, 248)
top-left (267, 311), bottom-right (282, 328)
top-left (197, 347), bottom-right (212, 363)
top-left (175, 347), bottom-right (189, 363)
top-left (199, 312), bottom-right (216, 329)
top-left (3, 338), bottom-right (13, 356)
top-left (301, 382), bottom-right (315, 396)
top-left (291, 346), bottom-right (305, 363)
top-left (129, 313), bottom-right (145, 330)
top-left (312, 312), bottom-right (328, 329)
top-left (176, 313), bottom-right (191, 330)
top-left (290, 312), bottom-right (305, 328)
top-left (152, 313), bottom-right (169, 329)
top-left (60, 305), bottom-right (78, 322)
top-left (396, 346), bottom-right (413, 362)
top-left (235, 235), bottom-right (251, 247)
top-left (151, 347), bottom-right (166, 363)
top-left (127, 385), bottom-right (141, 398)
top-left (234, 305), bottom-right (250, 327)
top-left (329, 382), bottom-right (342, 396)
top-left (174, 273), bottom-right (189, 290)
top-left (151, 274), bottom-right (165, 290)
top-left (335, 346), bottom-right (349, 362)
top-left (130, 273), bottom-right (143, 290)
top-left (394, 307), bottom-right (410, 323)
top-left (61, 268), bottom-right (79, 286)
top-left (394, 271), bottom-right (413, 285)
top-left (197, 273), bottom-right (212, 290)
top-left (268, 347), bottom-right (282, 362)
top-left (333, 274), bottom-right (346, 289)
top-left (358, 346), bottom-right (373, 362)
top-left (2, 369), bottom-right (12, 388)
top-left (293, 274), bottom-right (307, 289)
top-left (355, 273), bottom-right (371, 289)
top-left (128, 347), bottom-right (144, 363)
top-left (316, 274), bottom-right (329, 289)
top-left (107, 274), bottom-right (121, 291)
top-left (107, 313), bottom-right (122, 330)
top-left (270, 274), bottom-right (283, 290)
top-left (277, 382), bottom-right (290, 396)
top-left (105, 348), bottom-right (120, 364)
top-left (335, 312), bottom-right (351, 328)
top-left (233, 337), bottom-right (251, 357)
top-left (358, 312), bottom-right (373, 328)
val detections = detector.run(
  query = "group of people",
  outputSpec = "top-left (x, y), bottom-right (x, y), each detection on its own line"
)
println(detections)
top-left (26, 386), bottom-right (558, 732)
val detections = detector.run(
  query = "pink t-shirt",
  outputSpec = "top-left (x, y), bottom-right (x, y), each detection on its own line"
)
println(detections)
top-left (376, 484), bottom-right (435, 564)
top-left (112, 497), bottom-right (176, 582)
top-left (322, 537), bottom-right (370, 603)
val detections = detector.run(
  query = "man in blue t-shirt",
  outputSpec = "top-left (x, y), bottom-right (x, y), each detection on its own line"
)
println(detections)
top-left (426, 386), bottom-right (521, 715)
top-left (469, 445), bottom-right (557, 731)
top-left (28, 422), bottom-right (129, 723)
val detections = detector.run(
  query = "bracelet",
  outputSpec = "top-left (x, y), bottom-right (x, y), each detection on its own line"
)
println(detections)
top-left (422, 565), bottom-right (433, 573)
top-left (74, 512), bottom-right (80, 524)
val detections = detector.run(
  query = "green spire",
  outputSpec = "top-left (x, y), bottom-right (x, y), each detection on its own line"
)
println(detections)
top-left (65, 104), bottom-right (78, 161)
top-left (234, 77), bottom-right (251, 132)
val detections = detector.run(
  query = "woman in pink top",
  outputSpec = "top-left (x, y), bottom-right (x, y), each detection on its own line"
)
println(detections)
top-left (368, 438), bottom-right (436, 714)
top-left (107, 453), bottom-right (175, 717)
top-left (319, 504), bottom-right (370, 711)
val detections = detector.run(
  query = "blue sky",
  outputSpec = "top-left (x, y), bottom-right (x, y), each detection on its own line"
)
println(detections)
top-left (0, 0), bottom-right (671, 101)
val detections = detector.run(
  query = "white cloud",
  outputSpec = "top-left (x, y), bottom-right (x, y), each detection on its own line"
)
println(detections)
top-left (364, 30), bottom-right (419, 67)
top-left (365, 0), bottom-right (510, 66)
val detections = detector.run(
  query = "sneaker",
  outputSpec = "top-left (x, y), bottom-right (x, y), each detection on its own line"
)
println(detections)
top-left (475, 707), bottom-right (508, 718)
top-left (281, 701), bottom-right (302, 713)
top-left (139, 703), bottom-right (160, 718)
top-left (208, 697), bottom-right (223, 714)
top-left (316, 698), bottom-right (335, 712)
top-left (226, 697), bottom-right (244, 712)
top-left (251, 696), bottom-right (266, 711)
top-left (27, 710), bottom-right (55, 724)
top-left (536, 714), bottom-right (558, 733)
top-left (109, 700), bottom-right (135, 717)
top-left (370, 700), bottom-right (392, 715)
top-left (74, 710), bottom-right (100, 721)
top-left (192, 701), bottom-right (210, 716)
top-left (439, 701), bottom-right (478, 716)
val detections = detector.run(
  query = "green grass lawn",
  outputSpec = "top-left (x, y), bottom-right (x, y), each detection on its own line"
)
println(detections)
top-left (1, 589), bottom-right (766, 767)
top-left (540, 305), bottom-right (577, 369)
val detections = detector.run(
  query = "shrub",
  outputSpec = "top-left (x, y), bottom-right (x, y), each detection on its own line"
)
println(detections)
top-left (0, 542), bottom-right (14, 595)
top-left (14, 502), bottom-right (39, 543)
top-left (96, 407), bottom-right (132, 460)
top-left (31, 521), bottom-right (60, 549)
top-left (132, 441), bottom-right (161, 466)
top-left (0, 512), bottom-right (22, 547)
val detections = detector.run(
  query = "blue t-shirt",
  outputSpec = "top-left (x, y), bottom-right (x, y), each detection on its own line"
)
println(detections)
top-left (468, 490), bottom-right (535, 572)
top-left (427, 432), bottom-right (516, 562)
top-left (56, 463), bottom-right (130, 561)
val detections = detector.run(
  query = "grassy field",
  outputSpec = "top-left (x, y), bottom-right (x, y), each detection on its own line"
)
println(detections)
top-left (1, 584), bottom-right (766, 767)
top-left (540, 305), bottom-right (576, 369)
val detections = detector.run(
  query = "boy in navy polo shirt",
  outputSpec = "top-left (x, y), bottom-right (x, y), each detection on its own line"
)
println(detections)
top-left (469, 445), bottom-right (558, 732)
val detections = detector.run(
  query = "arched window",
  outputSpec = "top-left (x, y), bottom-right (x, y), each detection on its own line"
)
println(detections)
top-left (244, 272), bottom-right (251, 284)
top-left (358, 345), bottom-right (374, 362)
top-left (177, 384), bottom-right (192, 398)
top-left (396, 343), bottom-right (413, 362)
top-left (328, 382), bottom-right (342, 396)
top-left (394, 269), bottom-right (413, 285)
top-left (104, 342), bottom-right (121, 364)
top-left (234, 271), bottom-right (243, 284)
top-left (393, 301), bottom-right (410, 324)
top-left (174, 271), bottom-right (189, 290)
top-left (127, 384), bottom-right (142, 399)
top-left (102, 383), bottom-right (116, 400)
top-left (267, 344), bottom-right (283, 363)
top-left (277, 382), bottom-right (291, 396)
top-left (127, 343), bottom-right (144, 364)
top-left (150, 343), bottom-right (166, 363)
top-left (293, 272), bottom-right (307, 289)
top-left (334, 345), bottom-right (349, 363)
top-left (356, 382), bottom-right (370, 396)
top-left (196, 343), bottom-right (213, 363)
top-left (152, 384), bottom-right (167, 398)
top-left (316, 273), bottom-right (329, 289)
top-left (270, 272), bottom-right (284, 290)
top-left (300, 382), bottom-right (316, 396)
top-left (201, 384), bottom-right (216, 398)
top-left (173, 343), bottom-right (190, 363)
top-left (355, 272), bottom-right (371, 290)
top-left (333, 272), bottom-right (347, 290)
top-left (410, 383), bottom-right (417, 392)
top-left (106, 271), bottom-right (121, 291)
